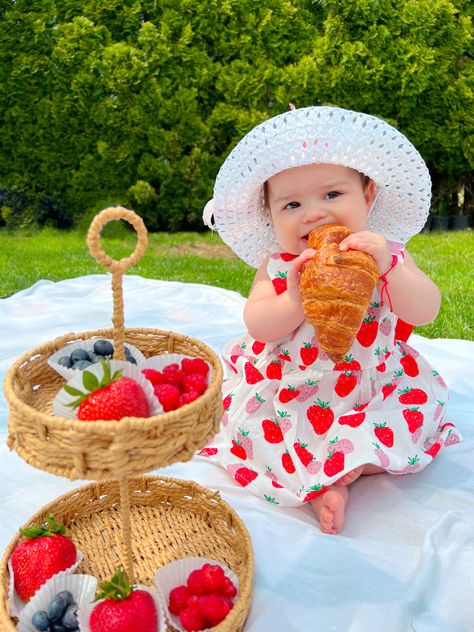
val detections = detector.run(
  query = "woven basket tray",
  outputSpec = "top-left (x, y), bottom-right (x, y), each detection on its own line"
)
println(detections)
top-left (4, 326), bottom-right (223, 481)
top-left (0, 475), bottom-right (254, 631)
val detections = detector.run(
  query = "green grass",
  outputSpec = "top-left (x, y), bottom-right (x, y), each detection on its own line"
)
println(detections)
top-left (1, 226), bottom-right (472, 340)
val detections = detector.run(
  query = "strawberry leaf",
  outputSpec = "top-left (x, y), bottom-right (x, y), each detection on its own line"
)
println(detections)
top-left (94, 567), bottom-right (132, 602)
top-left (63, 384), bottom-right (86, 397)
top-left (82, 370), bottom-right (100, 392)
top-left (20, 514), bottom-right (66, 539)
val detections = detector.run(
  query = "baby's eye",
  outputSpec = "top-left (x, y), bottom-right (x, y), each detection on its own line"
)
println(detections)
top-left (324, 191), bottom-right (341, 200)
top-left (284, 201), bottom-right (300, 210)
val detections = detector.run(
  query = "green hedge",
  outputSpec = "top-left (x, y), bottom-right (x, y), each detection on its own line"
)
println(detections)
top-left (0, 0), bottom-right (472, 230)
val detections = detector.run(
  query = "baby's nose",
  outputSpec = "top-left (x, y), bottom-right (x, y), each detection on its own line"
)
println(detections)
top-left (303, 204), bottom-right (326, 222)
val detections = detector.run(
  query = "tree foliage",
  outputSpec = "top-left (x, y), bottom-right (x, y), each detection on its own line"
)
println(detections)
top-left (0, 0), bottom-right (472, 229)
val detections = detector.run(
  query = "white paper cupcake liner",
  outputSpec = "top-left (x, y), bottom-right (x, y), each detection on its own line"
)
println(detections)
top-left (153, 557), bottom-right (239, 632)
top-left (53, 360), bottom-right (162, 419)
top-left (47, 338), bottom-right (145, 380)
top-left (17, 572), bottom-right (97, 632)
top-left (77, 584), bottom-right (166, 632)
top-left (8, 549), bottom-right (84, 618)
top-left (140, 354), bottom-right (213, 386)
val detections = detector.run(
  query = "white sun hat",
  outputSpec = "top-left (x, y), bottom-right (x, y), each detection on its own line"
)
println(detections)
top-left (203, 106), bottom-right (431, 268)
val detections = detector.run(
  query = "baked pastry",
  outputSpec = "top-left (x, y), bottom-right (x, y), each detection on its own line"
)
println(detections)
top-left (299, 223), bottom-right (379, 363)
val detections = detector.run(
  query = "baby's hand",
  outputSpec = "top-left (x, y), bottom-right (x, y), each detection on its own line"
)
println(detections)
top-left (338, 231), bottom-right (391, 273)
top-left (286, 249), bottom-right (316, 302)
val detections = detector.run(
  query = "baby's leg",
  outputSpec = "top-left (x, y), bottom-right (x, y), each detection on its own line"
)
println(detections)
top-left (337, 463), bottom-right (385, 486)
top-left (309, 485), bottom-right (349, 535)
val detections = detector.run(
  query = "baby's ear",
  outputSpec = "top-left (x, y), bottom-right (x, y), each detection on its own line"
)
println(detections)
top-left (364, 179), bottom-right (377, 207)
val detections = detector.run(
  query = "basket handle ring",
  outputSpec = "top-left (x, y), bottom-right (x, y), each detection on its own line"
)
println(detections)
top-left (87, 206), bottom-right (148, 273)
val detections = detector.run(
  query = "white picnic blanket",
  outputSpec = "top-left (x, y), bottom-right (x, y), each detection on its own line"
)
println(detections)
top-left (1, 275), bottom-right (473, 632)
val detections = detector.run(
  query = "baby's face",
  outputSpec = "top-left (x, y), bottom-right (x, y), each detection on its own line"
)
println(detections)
top-left (266, 163), bottom-right (376, 255)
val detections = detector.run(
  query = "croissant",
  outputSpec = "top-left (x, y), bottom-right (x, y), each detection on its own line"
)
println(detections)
top-left (299, 223), bottom-right (379, 363)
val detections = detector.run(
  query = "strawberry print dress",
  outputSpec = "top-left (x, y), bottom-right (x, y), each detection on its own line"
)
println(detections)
top-left (198, 251), bottom-right (461, 506)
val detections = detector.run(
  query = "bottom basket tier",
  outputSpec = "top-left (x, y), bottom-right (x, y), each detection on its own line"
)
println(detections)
top-left (0, 475), bottom-right (254, 631)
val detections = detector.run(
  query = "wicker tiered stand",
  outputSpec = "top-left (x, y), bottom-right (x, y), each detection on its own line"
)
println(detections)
top-left (0, 208), bottom-right (254, 631)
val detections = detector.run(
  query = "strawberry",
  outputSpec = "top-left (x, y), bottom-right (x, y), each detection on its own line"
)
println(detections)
top-left (230, 439), bottom-right (247, 460)
top-left (154, 383), bottom-right (181, 412)
top-left (232, 466), bottom-right (258, 487)
top-left (236, 428), bottom-right (254, 459)
top-left (444, 428), bottom-right (461, 447)
top-left (262, 418), bottom-right (283, 443)
top-left (230, 343), bottom-right (246, 364)
top-left (162, 363), bottom-right (184, 387)
top-left (197, 447), bottom-right (218, 457)
top-left (303, 484), bottom-right (327, 502)
top-left (372, 442), bottom-right (390, 468)
top-left (300, 342), bottom-right (318, 366)
top-left (279, 385), bottom-right (300, 403)
top-left (307, 399), bottom-right (334, 435)
top-left (433, 369), bottom-right (447, 387)
top-left (280, 252), bottom-right (298, 261)
top-left (403, 407), bottom-right (424, 433)
top-left (327, 437), bottom-right (354, 455)
top-left (306, 459), bottom-right (322, 474)
top-left (180, 607), bottom-right (207, 631)
top-left (398, 387), bottom-right (428, 405)
top-left (222, 393), bottom-right (234, 411)
top-left (373, 422), bottom-right (394, 447)
top-left (293, 440), bottom-right (313, 466)
top-left (356, 317), bottom-right (378, 347)
top-left (339, 412), bottom-right (365, 427)
top-left (272, 271), bottom-right (288, 295)
top-left (434, 400), bottom-right (445, 421)
top-left (323, 450), bottom-right (345, 477)
top-left (244, 362), bottom-right (264, 385)
top-left (245, 392), bottom-right (265, 414)
top-left (296, 379), bottom-right (319, 402)
top-left (252, 340), bottom-right (266, 355)
top-left (382, 382), bottom-right (397, 401)
top-left (276, 410), bottom-right (292, 434)
top-left (400, 354), bottom-right (419, 377)
top-left (425, 442), bottom-right (441, 458)
top-left (141, 368), bottom-right (163, 386)
top-left (281, 451), bottom-right (296, 473)
top-left (266, 360), bottom-right (282, 380)
top-left (179, 390), bottom-right (201, 407)
top-left (64, 362), bottom-right (149, 421)
top-left (335, 372), bottom-right (357, 398)
top-left (197, 593), bottom-right (232, 626)
top-left (11, 515), bottom-right (77, 602)
top-left (169, 584), bottom-right (192, 615)
top-left (183, 373), bottom-right (207, 394)
top-left (367, 300), bottom-right (382, 318)
top-left (379, 316), bottom-right (392, 336)
top-left (277, 349), bottom-right (291, 362)
top-left (181, 357), bottom-right (209, 376)
top-left (354, 401), bottom-right (369, 411)
top-left (333, 355), bottom-right (361, 371)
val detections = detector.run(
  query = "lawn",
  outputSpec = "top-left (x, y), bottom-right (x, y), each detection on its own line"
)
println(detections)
top-left (0, 226), bottom-right (472, 341)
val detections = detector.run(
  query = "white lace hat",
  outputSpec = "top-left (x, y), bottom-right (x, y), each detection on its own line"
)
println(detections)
top-left (203, 106), bottom-right (431, 268)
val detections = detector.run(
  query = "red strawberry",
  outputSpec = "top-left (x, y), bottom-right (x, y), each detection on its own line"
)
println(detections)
top-left (90, 568), bottom-right (157, 632)
top-left (244, 362), bottom-right (264, 384)
top-left (272, 271), bottom-right (288, 295)
top-left (303, 484), bottom-right (327, 502)
top-left (181, 357), bottom-right (209, 376)
top-left (356, 317), bottom-right (378, 347)
top-left (169, 584), bottom-right (192, 615)
top-left (354, 401), bottom-right (369, 411)
top-left (323, 450), bottom-right (345, 477)
top-left (162, 363), bottom-right (184, 387)
top-left (307, 399), bottom-right (334, 435)
top-left (335, 372), bottom-right (357, 398)
top-left (197, 593), bottom-right (232, 626)
top-left (266, 360), bottom-right (282, 380)
top-left (373, 422), bottom-right (394, 447)
top-left (11, 516), bottom-right (77, 602)
top-left (279, 385), bottom-right (300, 403)
top-left (398, 387), bottom-right (428, 405)
top-left (141, 368), bottom-right (163, 386)
top-left (183, 373), bottom-right (207, 394)
top-left (65, 363), bottom-right (150, 421)
top-left (230, 439), bottom-right (247, 460)
top-left (262, 418), bottom-right (283, 443)
top-left (179, 390), bottom-right (201, 407)
top-left (403, 407), bottom-right (424, 433)
top-left (281, 451), bottom-right (296, 474)
top-left (197, 447), bottom-right (218, 457)
top-left (233, 466), bottom-right (258, 487)
top-left (400, 354), bottom-right (419, 377)
top-left (339, 412), bottom-right (366, 427)
top-left (252, 340), bottom-right (266, 355)
top-left (280, 252), bottom-right (298, 261)
top-left (333, 354), bottom-right (361, 371)
top-left (425, 442), bottom-right (441, 459)
top-left (293, 440), bottom-right (313, 466)
top-left (382, 382), bottom-right (397, 401)
top-left (277, 349), bottom-right (291, 362)
top-left (300, 342), bottom-right (318, 366)
top-left (180, 606), bottom-right (207, 631)
top-left (230, 343), bottom-right (246, 364)
top-left (154, 383), bottom-right (181, 412)
top-left (222, 393), bottom-right (234, 411)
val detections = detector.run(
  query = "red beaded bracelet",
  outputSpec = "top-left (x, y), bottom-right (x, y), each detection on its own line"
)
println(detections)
top-left (379, 254), bottom-right (398, 310)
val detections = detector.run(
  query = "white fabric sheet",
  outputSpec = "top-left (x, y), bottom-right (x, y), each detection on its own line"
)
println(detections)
top-left (0, 274), bottom-right (473, 632)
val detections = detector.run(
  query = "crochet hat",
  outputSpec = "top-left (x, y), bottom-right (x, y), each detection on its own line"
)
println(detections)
top-left (203, 106), bottom-right (431, 268)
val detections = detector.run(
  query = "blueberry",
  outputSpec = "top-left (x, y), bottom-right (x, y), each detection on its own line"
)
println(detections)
top-left (93, 340), bottom-right (114, 356)
top-left (58, 356), bottom-right (72, 368)
top-left (87, 352), bottom-right (102, 363)
top-left (72, 360), bottom-right (92, 370)
top-left (70, 348), bottom-right (90, 363)
top-left (61, 603), bottom-right (79, 630)
top-left (32, 610), bottom-right (49, 631)
top-left (51, 624), bottom-right (66, 632)
top-left (126, 356), bottom-right (137, 365)
top-left (56, 591), bottom-right (74, 606)
top-left (47, 594), bottom-right (67, 622)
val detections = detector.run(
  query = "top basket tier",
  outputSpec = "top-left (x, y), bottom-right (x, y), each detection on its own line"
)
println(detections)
top-left (3, 207), bottom-right (224, 481)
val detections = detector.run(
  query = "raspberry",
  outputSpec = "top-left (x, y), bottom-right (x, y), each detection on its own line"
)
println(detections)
top-left (141, 368), bottom-right (164, 386)
top-left (200, 563), bottom-right (226, 593)
top-left (220, 575), bottom-right (237, 598)
top-left (168, 585), bottom-right (192, 615)
top-left (183, 373), bottom-right (207, 394)
top-left (181, 358), bottom-right (209, 377)
top-left (186, 569), bottom-right (207, 596)
top-left (179, 606), bottom-right (208, 631)
top-left (179, 390), bottom-right (201, 407)
top-left (154, 384), bottom-right (181, 411)
top-left (197, 594), bottom-right (232, 626)
top-left (162, 363), bottom-right (184, 388)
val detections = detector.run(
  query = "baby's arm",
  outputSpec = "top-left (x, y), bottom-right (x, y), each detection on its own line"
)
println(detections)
top-left (339, 231), bottom-right (441, 325)
top-left (244, 249), bottom-right (316, 342)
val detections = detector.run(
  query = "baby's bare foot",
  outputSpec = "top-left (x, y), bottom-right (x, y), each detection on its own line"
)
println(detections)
top-left (337, 466), bottom-right (364, 486)
top-left (310, 485), bottom-right (349, 534)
